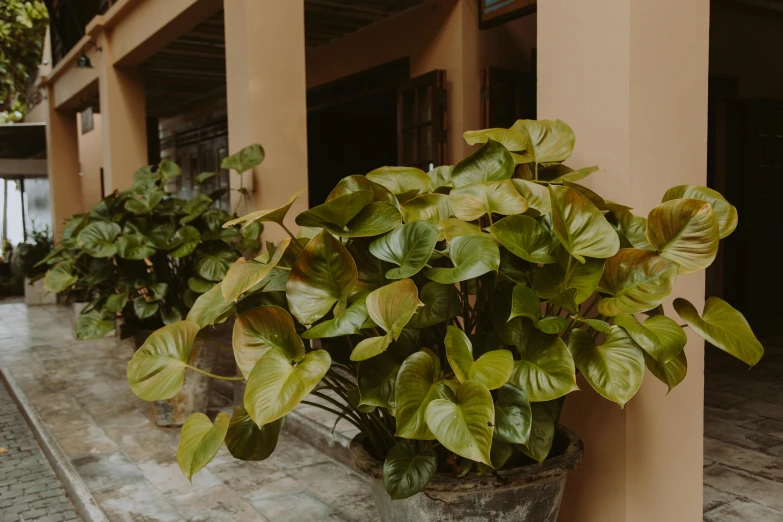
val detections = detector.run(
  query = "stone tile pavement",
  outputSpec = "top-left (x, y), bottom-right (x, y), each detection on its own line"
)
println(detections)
top-left (0, 379), bottom-right (81, 522)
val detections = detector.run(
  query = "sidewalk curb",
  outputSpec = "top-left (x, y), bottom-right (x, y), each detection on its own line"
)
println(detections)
top-left (0, 367), bottom-right (110, 522)
top-left (283, 409), bottom-right (355, 470)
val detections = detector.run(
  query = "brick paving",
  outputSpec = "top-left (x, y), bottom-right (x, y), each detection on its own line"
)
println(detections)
top-left (0, 381), bottom-right (81, 522)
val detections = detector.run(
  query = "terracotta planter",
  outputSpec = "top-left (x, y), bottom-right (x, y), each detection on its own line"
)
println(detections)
top-left (350, 426), bottom-right (583, 522)
top-left (23, 277), bottom-right (56, 305)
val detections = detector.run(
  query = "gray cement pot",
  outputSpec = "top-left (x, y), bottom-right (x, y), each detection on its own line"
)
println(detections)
top-left (351, 426), bottom-right (583, 522)
top-left (24, 277), bottom-right (56, 305)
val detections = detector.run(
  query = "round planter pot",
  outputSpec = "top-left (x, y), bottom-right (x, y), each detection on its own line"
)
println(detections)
top-left (350, 426), bottom-right (583, 522)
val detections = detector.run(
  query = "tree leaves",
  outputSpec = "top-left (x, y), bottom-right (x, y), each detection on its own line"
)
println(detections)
top-left (369, 221), bottom-right (440, 279)
top-left (383, 442), bottom-right (438, 500)
top-left (597, 249), bottom-right (678, 316)
top-left (647, 198), bottom-right (719, 274)
top-left (177, 412), bottom-right (229, 480)
top-left (426, 236), bottom-right (499, 284)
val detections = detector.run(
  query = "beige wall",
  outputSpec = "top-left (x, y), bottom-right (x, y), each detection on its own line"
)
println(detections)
top-left (77, 112), bottom-right (104, 210)
top-left (538, 0), bottom-right (709, 521)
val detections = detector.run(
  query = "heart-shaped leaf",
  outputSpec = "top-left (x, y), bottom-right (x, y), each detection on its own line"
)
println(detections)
top-left (549, 184), bottom-right (620, 263)
top-left (614, 314), bottom-right (686, 363)
top-left (77, 222), bottom-right (121, 257)
top-left (445, 326), bottom-right (513, 390)
top-left (449, 180), bottom-right (528, 221)
top-left (127, 320), bottom-right (201, 401)
top-left (662, 185), bottom-right (737, 239)
top-left (487, 214), bottom-right (557, 265)
top-left (494, 384), bottom-right (532, 444)
top-left (464, 128), bottom-right (528, 156)
top-left (547, 288), bottom-right (578, 315)
top-left (511, 325), bottom-right (578, 401)
top-left (451, 139), bottom-right (515, 188)
top-left (224, 188), bottom-right (306, 228)
top-left (225, 405), bottom-right (283, 461)
top-left (195, 249), bottom-right (238, 281)
top-left (427, 165), bottom-right (454, 189)
top-left (133, 296), bottom-right (159, 319)
top-left (301, 296), bottom-right (370, 339)
top-left (366, 166), bottom-right (432, 196)
top-left (597, 249), bottom-right (678, 316)
top-left (76, 311), bottom-right (115, 340)
top-left (511, 179), bottom-right (551, 215)
top-left (383, 442), bottom-right (438, 500)
top-left (286, 230), bottom-right (358, 325)
top-left (568, 327), bottom-right (645, 407)
top-left (180, 194), bottom-right (213, 224)
top-left (644, 349), bottom-right (687, 393)
top-left (233, 306), bottom-right (306, 379)
top-left (125, 190), bottom-right (165, 214)
top-left (369, 221), bottom-right (440, 279)
top-left (350, 279), bottom-right (423, 361)
top-left (296, 191), bottom-right (373, 228)
top-left (530, 247), bottom-right (604, 305)
top-left (510, 119), bottom-right (574, 165)
top-left (407, 282), bottom-right (460, 329)
top-left (674, 297), bottom-right (763, 367)
top-left (117, 233), bottom-right (156, 260)
top-left (323, 201), bottom-right (401, 238)
top-left (613, 210), bottom-right (652, 250)
top-left (186, 283), bottom-right (234, 328)
top-left (426, 236), bottom-right (499, 284)
top-left (537, 316), bottom-right (569, 334)
top-left (395, 349), bottom-right (453, 440)
top-left (44, 261), bottom-right (77, 293)
top-left (222, 239), bottom-right (290, 302)
top-left (169, 226), bottom-right (201, 258)
top-left (327, 175), bottom-right (399, 207)
top-left (425, 380), bottom-right (495, 467)
top-left (221, 143), bottom-right (265, 173)
top-left (519, 401), bottom-right (558, 463)
top-left (177, 412), bottom-right (230, 480)
top-left (647, 198), bottom-right (719, 274)
top-left (572, 315), bottom-right (613, 335)
top-left (509, 285), bottom-right (540, 322)
top-left (401, 194), bottom-right (452, 224)
top-left (244, 348), bottom-right (331, 426)
top-left (358, 350), bottom-right (405, 408)
top-left (439, 218), bottom-right (488, 242)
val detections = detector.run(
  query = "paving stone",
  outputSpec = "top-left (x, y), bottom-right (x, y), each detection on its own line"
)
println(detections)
top-left (71, 452), bottom-right (145, 494)
top-left (704, 437), bottom-right (783, 482)
top-left (248, 490), bottom-right (346, 522)
top-left (704, 498), bottom-right (783, 521)
top-left (703, 484), bottom-right (736, 513)
top-left (169, 484), bottom-right (269, 521)
top-left (137, 455), bottom-right (223, 495)
top-left (92, 481), bottom-right (183, 522)
top-left (704, 464), bottom-right (783, 512)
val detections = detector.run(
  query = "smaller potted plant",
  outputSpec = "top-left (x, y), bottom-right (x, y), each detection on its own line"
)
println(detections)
top-left (16, 225), bottom-right (55, 305)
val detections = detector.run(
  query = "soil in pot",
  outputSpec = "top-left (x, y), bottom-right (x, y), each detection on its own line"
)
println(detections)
top-left (351, 426), bottom-right (583, 522)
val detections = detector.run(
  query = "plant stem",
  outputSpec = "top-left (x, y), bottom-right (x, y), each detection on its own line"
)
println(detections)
top-left (534, 162), bottom-right (539, 181)
top-left (300, 401), bottom-right (363, 431)
top-left (186, 365), bottom-right (245, 381)
top-left (280, 223), bottom-right (298, 240)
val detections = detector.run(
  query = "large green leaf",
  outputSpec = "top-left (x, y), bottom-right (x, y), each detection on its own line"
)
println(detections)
top-left (244, 348), bottom-right (331, 426)
top-left (225, 406), bottom-right (284, 461)
top-left (510, 119), bottom-right (574, 165)
top-left (519, 401), bottom-right (557, 463)
top-left (369, 221), bottom-right (440, 279)
top-left (444, 326), bottom-right (513, 390)
top-left (169, 226), bottom-right (201, 258)
top-left (511, 179), bottom-right (551, 215)
top-left (286, 231), bottom-right (357, 325)
top-left (426, 236), bottom-right (499, 284)
top-left (439, 218), bottom-right (488, 242)
top-left (451, 139), bottom-right (515, 188)
top-left (449, 180), bottom-right (528, 221)
top-left (662, 185), bottom-right (737, 239)
top-left (180, 194), bottom-right (213, 224)
top-left (76, 311), bottom-right (116, 340)
top-left (427, 165), bottom-right (454, 189)
top-left (644, 349), bottom-right (687, 393)
top-left (125, 190), bottom-right (164, 214)
top-left (509, 284), bottom-right (541, 322)
top-left (222, 239), bottom-right (290, 302)
top-left (296, 191), bottom-right (372, 229)
top-left (463, 128), bottom-right (528, 158)
top-left (127, 320), bottom-right (200, 401)
top-left (568, 327), bottom-right (645, 407)
top-left (425, 380), bottom-right (495, 467)
top-left (44, 261), bottom-right (77, 293)
top-left (133, 296), bottom-right (159, 320)
top-left (511, 325), bottom-right (578, 402)
top-left (195, 249), bottom-right (237, 281)
top-left (327, 175), bottom-right (399, 207)
top-left (383, 442), bottom-right (438, 500)
top-left (549, 184), bottom-right (620, 263)
top-left (488, 214), bottom-right (557, 265)
top-left (224, 188), bottom-right (306, 228)
top-left (494, 384), bottom-right (532, 444)
top-left (177, 412), bottom-right (230, 480)
top-left (233, 306), bottom-right (306, 379)
top-left (597, 249), bottom-right (678, 316)
top-left (401, 194), bottom-right (452, 224)
top-left (395, 349), bottom-right (453, 440)
top-left (674, 297), bottom-right (763, 367)
top-left (221, 143), bottom-right (265, 173)
top-left (366, 166), bottom-right (432, 196)
top-left (613, 210), bottom-right (653, 250)
top-left (117, 233), bottom-right (156, 260)
top-left (407, 282), bottom-right (460, 329)
top-left (646, 198), bottom-right (719, 274)
top-left (614, 314), bottom-right (686, 363)
top-left (301, 296), bottom-right (370, 339)
top-left (77, 221), bottom-right (121, 257)
top-left (350, 279), bottom-right (423, 361)
top-left (186, 284), bottom-right (234, 328)
top-left (322, 202), bottom-right (401, 238)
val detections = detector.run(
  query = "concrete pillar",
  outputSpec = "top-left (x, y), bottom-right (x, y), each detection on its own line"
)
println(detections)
top-left (223, 0), bottom-right (309, 240)
top-left (537, 1), bottom-right (709, 521)
top-left (45, 89), bottom-right (83, 242)
top-left (98, 32), bottom-right (148, 194)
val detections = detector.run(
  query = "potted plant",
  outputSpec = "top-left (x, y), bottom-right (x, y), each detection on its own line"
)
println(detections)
top-left (42, 145), bottom-right (264, 425)
top-left (15, 225), bottom-right (55, 304)
top-left (126, 120), bottom-right (762, 521)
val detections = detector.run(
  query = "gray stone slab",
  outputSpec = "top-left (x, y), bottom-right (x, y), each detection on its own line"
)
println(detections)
top-left (704, 464), bottom-right (783, 512)
top-left (704, 498), bottom-right (783, 522)
top-left (704, 437), bottom-right (783, 482)
top-left (248, 490), bottom-right (346, 522)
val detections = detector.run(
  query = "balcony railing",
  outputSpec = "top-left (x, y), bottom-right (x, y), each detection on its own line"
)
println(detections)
top-left (45, 0), bottom-right (118, 66)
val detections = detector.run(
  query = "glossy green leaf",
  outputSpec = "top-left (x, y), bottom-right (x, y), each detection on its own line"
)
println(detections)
top-left (511, 179), bottom-right (551, 215)
top-left (125, 190), bottom-right (164, 214)
top-left (427, 165), bottom-right (454, 189)
top-left (369, 221), bottom-right (440, 279)
top-left (127, 320), bottom-right (200, 401)
top-left (366, 166), bottom-right (432, 196)
top-left (426, 236), bottom-right (499, 284)
top-left (498, 247), bottom-right (529, 285)
top-left (244, 348), bottom-right (330, 426)
top-left (511, 327), bottom-right (578, 402)
top-left (224, 188), bottom-right (306, 228)
top-left (510, 119), bottom-right (574, 165)
top-left (401, 193), bottom-right (452, 224)
top-left (327, 175), bottom-right (399, 207)
top-left (487, 214), bottom-right (557, 265)
top-left (614, 314), bottom-right (686, 363)
top-left (449, 180), bottom-right (528, 221)
top-left (644, 349), bottom-right (687, 393)
top-left (562, 181), bottom-right (606, 210)
top-left (395, 349), bottom-right (452, 440)
top-left (77, 221), bottom-right (120, 257)
top-left (117, 233), bottom-right (156, 260)
top-left (44, 261), bottom-right (77, 293)
top-left (674, 297), bottom-right (763, 367)
top-left (662, 185), bottom-right (737, 239)
top-left (534, 165), bottom-right (600, 184)
top-left (444, 326), bottom-right (513, 390)
top-left (568, 327), bottom-right (645, 407)
top-left (296, 191), bottom-right (372, 229)
top-left (494, 384), bottom-right (532, 444)
top-left (613, 210), bottom-right (653, 250)
top-left (179, 194), bottom-right (213, 224)
top-left (323, 201), bottom-right (401, 238)
top-left (301, 296), bottom-right (370, 339)
top-left (549, 184), bottom-right (620, 263)
top-left (169, 226), bottom-right (201, 258)
top-left (225, 405), bottom-right (283, 461)
top-left (222, 239), bottom-right (290, 302)
top-left (133, 296), bottom-right (159, 320)
top-left (221, 143), bottom-right (265, 173)
top-left (177, 412), bottom-right (230, 480)
top-left (509, 285), bottom-right (540, 322)
top-left (464, 128), bottom-right (528, 155)
top-left (519, 401), bottom-right (557, 463)
top-left (407, 282), bottom-right (460, 329)
top-left (547, 288), bottom-right (578, 315)
top-left (383, 442), bottom-right (438, 500)
top-left (597, 249), bottom-right (678, 316)
top-left (425, 380), bottom-right (495, 467)
top-left (186, 283), bottom-right (234, 328)
top-left (76, 311), bottom-right (115, 340)
top-left (233, 306), bottom-right (306, 379)
top-left (647, 198), bottom-right (719, 274)
top-left (195, 249), bottom-right (237, 281)
top-left (438, 218), bottom-right (488, 242)
top-left (572, 315), bottom-right (613, 335)
top-left (286, 231), bottom-right (357, 325)
top-left (195, 171), bottom-right (218, 184)
top-left (537, 315), bottom-right (569, 334)
top-left (451, 139), bottom-right (515, 188)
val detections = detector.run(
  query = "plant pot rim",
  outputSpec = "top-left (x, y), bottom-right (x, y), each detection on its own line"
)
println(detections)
top-left (350, 425), bottom-right (583, 493)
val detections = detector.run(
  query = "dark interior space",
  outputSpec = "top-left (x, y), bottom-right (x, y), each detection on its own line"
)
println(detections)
top-left (307, 89), bottom-right (399, 207)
